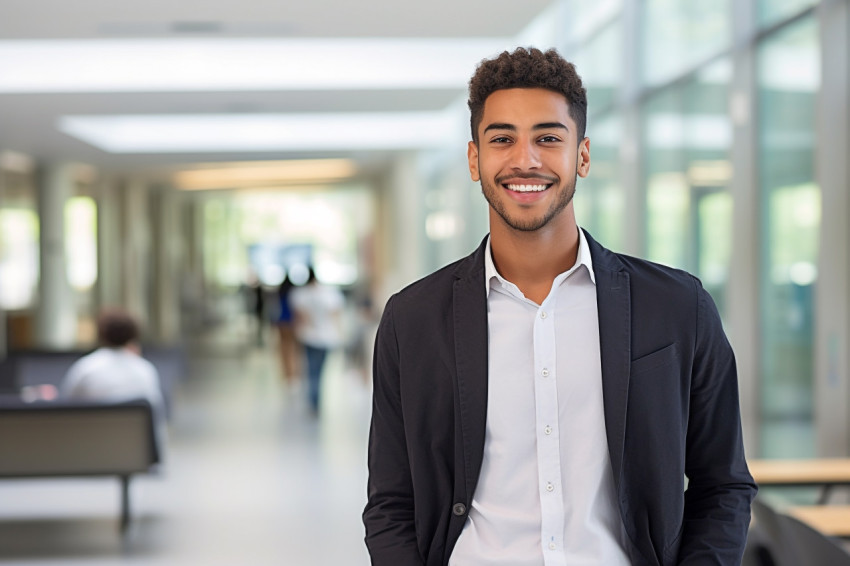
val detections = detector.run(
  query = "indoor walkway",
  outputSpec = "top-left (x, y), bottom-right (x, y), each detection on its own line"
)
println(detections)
top-left (0, 325), bottom-right (373, 565)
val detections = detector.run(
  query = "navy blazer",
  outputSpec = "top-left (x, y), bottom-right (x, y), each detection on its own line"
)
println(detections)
top-left (364, 230), bottom-right (756, 566)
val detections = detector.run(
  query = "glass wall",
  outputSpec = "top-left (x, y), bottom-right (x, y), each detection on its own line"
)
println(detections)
top-left (642, 0), bottom-right (732, 86)
top-left (542, 0), bottom-right (839, 458)
top-left (757, 15), bottom-right (820, 457)
top-left (573, 18), bottom-right (623, 111)
top-left (65, 196), bottom-right (97, 293)
top-left (574, 114), bottom-right (624, 250)
top-left (568, 1), bottom-right (625, 251)
top-left (758, 0), bottom-right (818, 28)
top-left (644, 59), bottom-right (733, 312)
top-left (0, 169), bottom-right (39, 311)
top-left (202, 187), bottom-right (374, 289)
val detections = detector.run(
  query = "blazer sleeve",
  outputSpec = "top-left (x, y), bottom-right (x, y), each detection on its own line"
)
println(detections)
top-left (362, 296), bottom-right (425, 565)
top-left (677, 282), bottom-right (758, 564)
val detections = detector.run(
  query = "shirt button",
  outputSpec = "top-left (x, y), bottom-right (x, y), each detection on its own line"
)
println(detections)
top-left (540, 311), bottom-right (547, 319)
top-left (546, 483), bottom-right (554, 492)
top-left (452, 503), bottom-right (467, 516)
top-left (549, 542), bottom-right (557, 550)
top-left (542, 368), bottom-right (549, 377)
top-left (544, 425), bottom-right (552, 435)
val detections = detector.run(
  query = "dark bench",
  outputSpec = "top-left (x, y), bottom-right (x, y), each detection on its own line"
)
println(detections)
top-left (0, 397), bottom-right (160, 531)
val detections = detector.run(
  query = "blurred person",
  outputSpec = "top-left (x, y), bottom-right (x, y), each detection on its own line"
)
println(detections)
top-left (62, 307), bottom-right (167, 454)
top-left (363, 47), bottom-right (756, 566)
top-left (274, 275), bottom-right (300, 383)
top-left (250, 273), bottom-right (267, 347)
top-left (289, 267), bottom-right (344, 414)
top-left (240, 270), bottom-right (266, 347)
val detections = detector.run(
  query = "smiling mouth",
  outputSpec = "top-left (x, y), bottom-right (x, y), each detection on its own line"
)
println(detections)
top-left (504, 183), bottom-right (551, 193)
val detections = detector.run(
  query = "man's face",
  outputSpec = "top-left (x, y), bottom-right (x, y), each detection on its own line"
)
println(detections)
top-left (468, 88), bottom-right (590, 233)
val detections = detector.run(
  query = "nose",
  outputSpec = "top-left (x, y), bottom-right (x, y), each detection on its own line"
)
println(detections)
top-left (510, 137), bottom-right (542, 170)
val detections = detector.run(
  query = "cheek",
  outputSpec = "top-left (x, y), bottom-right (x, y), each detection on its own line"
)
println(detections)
top-left (477, 155), bottom-right (501, 177)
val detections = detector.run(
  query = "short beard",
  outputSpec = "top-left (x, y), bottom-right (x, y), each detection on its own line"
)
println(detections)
top-left (480, 173), bottom-right (577, 232)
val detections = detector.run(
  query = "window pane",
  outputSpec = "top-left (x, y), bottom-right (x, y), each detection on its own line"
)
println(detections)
top-left (567, 0), bottom-right (622, 39)
top-left (573, 19), bottom-right (623, 111)
top-left (757, 16), bottom-right (820, 458)
top-left (0, 208), bottom-right (39, 309)
top-left (758, 0), bottom-right (818, 29)
top-left (644, 59), bottom-right (733, 313)
top-left (697, 191), bottom-right (733, 313)
top-left (65, 196), bottom-right (98, 291)
top-left (203, 188), bottom-right (373, 289)
top-left (0, 168), bottom-right (39, 310)
top-left (575, 114), bottom-right (624, 250)
top-left (642, 0), bottom-right (731, 86)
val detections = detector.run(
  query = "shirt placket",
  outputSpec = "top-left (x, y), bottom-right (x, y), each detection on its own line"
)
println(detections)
top-left (534, 297), bottom-right (566, 566)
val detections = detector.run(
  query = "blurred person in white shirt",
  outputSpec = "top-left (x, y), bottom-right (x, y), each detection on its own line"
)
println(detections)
top-left (289, 267), bottom-right (344, 414)
top-left (62, 307), bottom-right (167, 454)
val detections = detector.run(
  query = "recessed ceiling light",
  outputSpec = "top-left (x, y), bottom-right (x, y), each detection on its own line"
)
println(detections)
top-left (58, 111), bottom-right (462, 153)
top-left (174, 159), bottom-right (358, 190)
top-left (0, 38), bottom-right (507, 93)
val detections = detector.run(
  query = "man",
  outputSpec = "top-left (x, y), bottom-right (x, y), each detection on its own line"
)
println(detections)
top-left (62, 307), bottom-right (167, 454)
top-left (363, 47), bottom-right (756, 566)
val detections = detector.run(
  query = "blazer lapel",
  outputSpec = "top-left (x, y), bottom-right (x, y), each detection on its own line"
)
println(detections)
top-left (585, 231), bottom-right (631, 494)
top-left (452, 239), bottom-right (489, 501)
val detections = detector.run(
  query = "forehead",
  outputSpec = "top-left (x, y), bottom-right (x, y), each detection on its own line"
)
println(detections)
top-left (480, 87), bottom-right (573, 127)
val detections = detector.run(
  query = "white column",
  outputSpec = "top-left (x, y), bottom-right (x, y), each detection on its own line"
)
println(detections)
top-left (121, 178), bottom-right (152, 331)
top-left (726, 0), bottom-right (761, 456)
top-left (96, 176), bottom-right (123, 308)
top-left (376, 152), bottom-right (426, 305)
top-left (150, 185), bottom-right (182, 342)
top-left (814, 0), bottom-right (850, 457)
top-left (35, 162), bottom-right (77, 348)
top-left (179, 196), bottom-right (206, 334)
top-left (618, 0), bottom-right (645, 257)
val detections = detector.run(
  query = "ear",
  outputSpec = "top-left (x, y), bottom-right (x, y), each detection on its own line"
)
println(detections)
top-left (467, 141), bottom-right (480, 182)
top-left (577, 137), bottom-right (591, 178)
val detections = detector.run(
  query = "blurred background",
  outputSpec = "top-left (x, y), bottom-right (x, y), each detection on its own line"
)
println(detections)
top-left (0, 0), bottom-right (848, 564)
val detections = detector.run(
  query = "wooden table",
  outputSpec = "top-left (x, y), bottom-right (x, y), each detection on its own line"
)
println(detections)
top-left (787, 505), bottom-right (850, 537)
top-left (748, 458), bottom-right (850, 503)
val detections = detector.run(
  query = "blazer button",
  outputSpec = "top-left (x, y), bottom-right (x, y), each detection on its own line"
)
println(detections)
top-left (452, 503), bottom-right (467, 516)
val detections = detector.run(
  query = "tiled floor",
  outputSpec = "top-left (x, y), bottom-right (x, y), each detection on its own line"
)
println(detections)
top-left (0, 329), bottom-right (373, 566)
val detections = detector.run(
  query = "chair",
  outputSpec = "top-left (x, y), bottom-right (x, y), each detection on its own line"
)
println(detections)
top-left (743, 523), bottom-right (777, 566)
top-left (750, 499), bottom-right (801, 566)
top-left (776, 511), bottom-right (850, 565)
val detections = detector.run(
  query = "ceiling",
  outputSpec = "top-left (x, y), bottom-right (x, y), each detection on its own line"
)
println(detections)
top-left (0, 0), bottom-right (556, 179)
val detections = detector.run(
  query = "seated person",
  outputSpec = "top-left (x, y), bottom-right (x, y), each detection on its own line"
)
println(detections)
top-left (62, 308), bottom-right (167, 456)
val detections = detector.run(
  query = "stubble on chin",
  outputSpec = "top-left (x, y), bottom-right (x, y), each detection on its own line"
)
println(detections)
top-left (480, 176), bottom-right (576, 233)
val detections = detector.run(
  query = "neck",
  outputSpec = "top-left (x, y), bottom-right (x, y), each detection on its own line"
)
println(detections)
top-left (489, 213), bottom-right (580, 304)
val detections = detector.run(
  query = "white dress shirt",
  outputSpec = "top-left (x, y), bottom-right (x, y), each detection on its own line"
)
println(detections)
top-left (449, 229), bottom-right (630, 566)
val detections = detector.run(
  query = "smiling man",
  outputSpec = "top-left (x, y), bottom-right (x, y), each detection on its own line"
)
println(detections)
top-left (363, 47), bottom-right (756, 566)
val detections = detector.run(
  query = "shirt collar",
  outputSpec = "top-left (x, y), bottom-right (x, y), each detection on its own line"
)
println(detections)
top-left (484, 228), bottom-right (596, 297)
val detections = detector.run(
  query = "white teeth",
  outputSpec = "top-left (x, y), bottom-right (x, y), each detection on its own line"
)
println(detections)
top-left (506, 184), bottom-right (548, 192)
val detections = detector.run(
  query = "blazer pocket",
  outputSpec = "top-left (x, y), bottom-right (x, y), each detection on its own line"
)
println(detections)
top-left (630, 342), bottom-right (678, 378)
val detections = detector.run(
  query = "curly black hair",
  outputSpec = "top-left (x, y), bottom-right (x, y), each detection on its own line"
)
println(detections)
top-left (467, 47), bottom-right (587, 144)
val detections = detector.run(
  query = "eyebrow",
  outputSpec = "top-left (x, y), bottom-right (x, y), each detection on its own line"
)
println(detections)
top-left (482, 122), bottom-right (570, 133)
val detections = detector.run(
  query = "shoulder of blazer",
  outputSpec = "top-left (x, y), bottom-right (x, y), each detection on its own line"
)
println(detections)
top-left (583, 229), bottom-right (700, 295)
top-left (391, 235), bottom-right (488, 306)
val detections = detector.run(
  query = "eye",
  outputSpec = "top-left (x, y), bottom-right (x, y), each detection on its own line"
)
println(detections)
top-left (538, 135), bottom-right (562, 143)
top-left (489, 135), bottom-right (512, 144)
